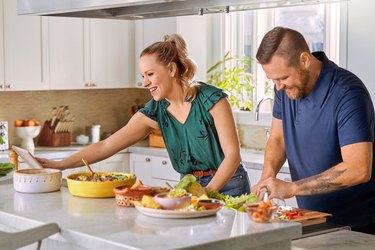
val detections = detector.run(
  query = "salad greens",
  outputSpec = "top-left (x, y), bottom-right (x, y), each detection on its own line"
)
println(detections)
top-left (208, 191), bottom-right (258, 212)
top-left (0, 163), bottom-right (16, 176)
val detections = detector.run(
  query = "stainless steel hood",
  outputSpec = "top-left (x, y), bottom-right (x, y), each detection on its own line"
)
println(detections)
top-left (17, 0), bottom-right (346, 20)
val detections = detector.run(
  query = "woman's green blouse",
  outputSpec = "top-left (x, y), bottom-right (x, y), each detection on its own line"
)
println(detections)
top-left (139, 82), bottom-right (228, 174)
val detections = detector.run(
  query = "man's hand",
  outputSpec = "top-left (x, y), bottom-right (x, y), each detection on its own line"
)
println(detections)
top-left (253, 177), bottom-right (296, 200)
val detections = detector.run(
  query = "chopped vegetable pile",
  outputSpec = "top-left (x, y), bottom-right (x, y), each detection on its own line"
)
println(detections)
top-left (208, 191), bottom-right (258, 212)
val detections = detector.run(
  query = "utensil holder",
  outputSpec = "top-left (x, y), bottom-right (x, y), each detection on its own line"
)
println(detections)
top-left (37, 121), bottom-right (71, 147)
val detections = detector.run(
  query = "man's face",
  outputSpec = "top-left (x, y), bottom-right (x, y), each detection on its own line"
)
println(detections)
top-left (262, 55), bottom-right (310, 100)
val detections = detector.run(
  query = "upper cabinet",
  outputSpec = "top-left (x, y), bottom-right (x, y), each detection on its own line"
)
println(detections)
top-left (47, 17), bottom-right (135, 90)
top-left (0, 0), bottom-right (48, 91)
top-left (134, 15), bottom-right (212, 87)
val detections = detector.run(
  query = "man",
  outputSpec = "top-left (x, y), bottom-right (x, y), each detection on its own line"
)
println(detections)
top-left (253, 26), bottom-right (375, 234)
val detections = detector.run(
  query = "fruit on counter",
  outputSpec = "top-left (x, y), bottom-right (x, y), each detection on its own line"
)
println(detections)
top-left (0, 163), bottom-right (16, 176)
top-left (14, 119), bottom-right (40, 127)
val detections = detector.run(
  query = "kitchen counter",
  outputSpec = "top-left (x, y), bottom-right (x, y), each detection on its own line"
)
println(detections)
top-left (0, 179), bottom-right (301, 250)
top-left (291, 229), bottom-right (375, 249)
top-left (0, 143), bottom-right (291, 174)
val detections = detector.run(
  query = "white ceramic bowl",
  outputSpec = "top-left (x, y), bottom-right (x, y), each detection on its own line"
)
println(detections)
top-left (153, 192), bottom-right (192, 210)
top-left (76, 135), bottom-right (89, 145)
top-left (13, 168), bottom-right (62, 193)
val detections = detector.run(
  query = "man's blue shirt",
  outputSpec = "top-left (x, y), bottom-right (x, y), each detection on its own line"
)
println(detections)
top-left (273, 52), bottom-right (375, 228)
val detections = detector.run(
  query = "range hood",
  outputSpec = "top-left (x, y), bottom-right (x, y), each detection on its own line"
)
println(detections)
top-left (17, 0), bottom-right (346, 20)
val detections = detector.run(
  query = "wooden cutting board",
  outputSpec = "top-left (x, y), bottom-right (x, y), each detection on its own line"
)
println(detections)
top-left (291, 209), bottom-right (332, 227)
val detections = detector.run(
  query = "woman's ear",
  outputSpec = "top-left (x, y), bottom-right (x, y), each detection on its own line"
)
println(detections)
top-left (169, 62), bottom-right (177, 77)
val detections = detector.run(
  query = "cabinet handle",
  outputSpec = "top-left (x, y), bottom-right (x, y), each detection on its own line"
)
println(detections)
top-left (91, 82), bottom-right (97, 87)
top-left (84, 83), bottom-right (91, 87)
top-left (136, 82), bottom-right (143, 87)
top-left (5, 84), bottom-right (12, 89)
top-left (145, 157), bottom-right (151, 162)
top-left (162, 160), bottom-right (167, 165)
top-left (0, 84), bottom-right (4, 89)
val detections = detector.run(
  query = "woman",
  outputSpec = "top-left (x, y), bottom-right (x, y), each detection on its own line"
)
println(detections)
top-left (37, 34), bottom-right (250, 196)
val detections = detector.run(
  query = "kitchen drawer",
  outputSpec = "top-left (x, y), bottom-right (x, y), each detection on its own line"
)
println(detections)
top-left (151, 156), bottom-right (180, 182)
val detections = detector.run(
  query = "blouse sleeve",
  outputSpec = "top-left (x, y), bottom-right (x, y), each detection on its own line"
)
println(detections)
top-left (138, 99), bottom-right (158, 122)
top-left (199, 83), bottom-right (228, 111)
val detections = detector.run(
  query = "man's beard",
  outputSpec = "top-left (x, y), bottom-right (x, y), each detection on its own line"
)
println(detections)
top-left (285, 68), bottom-right (310, 100)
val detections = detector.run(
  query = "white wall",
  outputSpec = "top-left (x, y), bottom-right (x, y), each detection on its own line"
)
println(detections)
top-left (346, 0), bottom-right (375, 101)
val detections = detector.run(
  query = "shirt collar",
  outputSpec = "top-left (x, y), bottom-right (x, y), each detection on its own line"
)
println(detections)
top-left (304, 51), bottom-right (336, 107)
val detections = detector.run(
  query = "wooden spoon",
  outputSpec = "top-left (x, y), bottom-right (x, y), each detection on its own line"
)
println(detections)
top-left (81, 158), bottom-right (95, 180)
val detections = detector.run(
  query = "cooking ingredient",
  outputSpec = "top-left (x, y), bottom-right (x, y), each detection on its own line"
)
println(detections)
top-left (175, 174), bottom-right (206, 196)
top-left (141, 195), bottom-right (162, 209)
top-left (244, 200), bottom-right (277, 223)
top-left (167, 188), bottom-right (187, 198)
top-left (278, 208), bottom-right (304, 220)
top-left (15, 119), bottom-right (40, 127)
top-left (208, 191), bottom-right (257, 212)
top-left (74, 173), bottom-right (131, 182)
top-left (0, 163), bottom-right (15, 176)
top-left (8, 150), bottom-right (19, 169)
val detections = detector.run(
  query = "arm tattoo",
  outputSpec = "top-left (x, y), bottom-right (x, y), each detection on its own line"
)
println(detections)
top-left (296, 168), bottom-right (349, 195)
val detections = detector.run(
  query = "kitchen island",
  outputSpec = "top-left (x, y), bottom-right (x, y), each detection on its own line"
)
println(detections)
top-left (0, 179), bottom-right (301, 250)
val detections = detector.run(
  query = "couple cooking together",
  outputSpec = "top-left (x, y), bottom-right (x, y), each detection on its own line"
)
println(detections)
top-left (37, 27), bottom-right (375, 234)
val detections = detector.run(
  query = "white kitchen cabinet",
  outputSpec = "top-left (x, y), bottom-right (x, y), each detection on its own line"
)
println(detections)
top-left (47, 17), bottom-right (134, 90)
top-left (129, 153), bottom-right (179, 187)
top-left (0, 0), bottom-right (48, 91)
top-left (245, 165), bottom-right (298, 208)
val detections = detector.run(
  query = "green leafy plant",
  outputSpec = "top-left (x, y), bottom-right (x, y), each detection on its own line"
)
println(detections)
top-left (207, 51), bottom-right (255, 111)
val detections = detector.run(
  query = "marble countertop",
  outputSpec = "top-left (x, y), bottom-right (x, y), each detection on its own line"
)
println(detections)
top-left (0, 142), bottom-right (290, 174)
top-left (0, 179), bottom-right (301, 249)
top-left (292, 229), bottom-right (375, 249)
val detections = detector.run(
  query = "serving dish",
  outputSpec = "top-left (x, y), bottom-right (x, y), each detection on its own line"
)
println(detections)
top-left (153, 192), bottom-right (192, 210)
top-left (198, 199), bottom-right (222, 210)
top-left (134, 203), bottom-right (223, 219)
top-left (13, 168), bottom-right (62, 193)
top-left (66, 172), bottom-right (136, 198)
top-left (113, 184), bottom-right (152, 207)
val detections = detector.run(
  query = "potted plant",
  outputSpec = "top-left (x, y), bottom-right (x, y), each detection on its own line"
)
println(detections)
top-left (206, 51), bottom-right (255, 111)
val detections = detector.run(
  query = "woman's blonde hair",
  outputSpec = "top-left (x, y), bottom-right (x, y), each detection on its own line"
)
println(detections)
top-left (140, 34), bottom-right (198, 102)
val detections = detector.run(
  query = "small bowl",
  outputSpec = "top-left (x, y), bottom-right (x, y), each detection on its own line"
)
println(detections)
top-left (243, 202), bottom-right (278, 223)
top-left (113, 184), bottom-right (152, 207)
top-left (198, 199), bottom-right (222, 210)
top-left (76, 135), bottom-right (89, 145)
top-left (153, 192), bottom-right (192, 210)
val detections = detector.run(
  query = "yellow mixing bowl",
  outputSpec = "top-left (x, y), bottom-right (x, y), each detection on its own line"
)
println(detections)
top-left (66, 172), bottom-right (136, 198)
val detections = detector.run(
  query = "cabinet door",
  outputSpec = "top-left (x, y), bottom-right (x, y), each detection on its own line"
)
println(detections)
top-left (98, 153), bottom-right (129, 173)
top-left (89, 19), bottom-right (134, 88)
top-left (47, 17), bottom-right (87, 90)
top-left (151, 156), bottom-right (179, 186)
top-left (1, 0), bottom-right (47, 91)
top-left (129, 154), bottom-right (154, 186)
top-left (134, 18), bottom-right (177, 87)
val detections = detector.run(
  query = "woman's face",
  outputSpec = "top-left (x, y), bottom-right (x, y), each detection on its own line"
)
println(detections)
top-left (139, 54), bottom-right (174, 101)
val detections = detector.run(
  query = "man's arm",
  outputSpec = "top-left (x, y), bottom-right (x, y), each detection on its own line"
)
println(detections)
top-left (252, 117), bottom-right (287, 196)
top-left (293, 141), bottom-right (372, 195)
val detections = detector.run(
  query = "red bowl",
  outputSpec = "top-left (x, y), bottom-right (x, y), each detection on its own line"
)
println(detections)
top-left (113, 185), bottom-right (152, 207)
top-left (198, 199), bottom-right (222, 210)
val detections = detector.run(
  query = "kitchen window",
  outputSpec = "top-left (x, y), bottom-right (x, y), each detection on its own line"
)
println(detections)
top-left (217, 2), bottom-right (342, 125)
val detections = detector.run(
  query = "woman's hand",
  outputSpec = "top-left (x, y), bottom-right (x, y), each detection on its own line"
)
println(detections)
top-left (35, 157), bottom-right (63, 170)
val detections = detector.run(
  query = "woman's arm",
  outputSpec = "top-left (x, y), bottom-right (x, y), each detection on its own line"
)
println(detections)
top-left (37, 112), bottom-right (158, 170)
top-left (204, 98), bottom-right (241, 192)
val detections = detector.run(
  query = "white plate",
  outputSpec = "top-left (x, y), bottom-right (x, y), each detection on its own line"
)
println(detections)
top-left (134, 204), bottom-right (223, 219)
